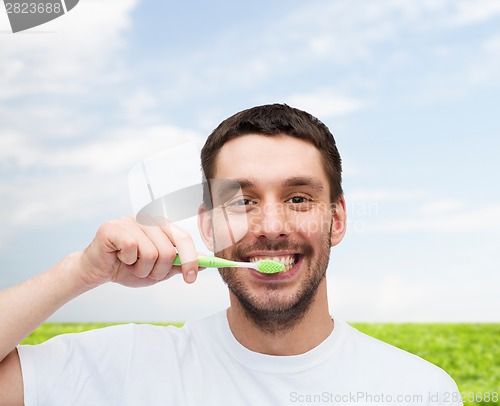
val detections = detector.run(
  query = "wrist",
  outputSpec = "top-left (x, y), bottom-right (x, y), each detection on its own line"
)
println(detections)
top-left (53, 251), bottom-right (102, 296)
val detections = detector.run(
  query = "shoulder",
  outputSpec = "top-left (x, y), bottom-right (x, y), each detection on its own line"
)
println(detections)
top-left (19, 311), bottom-right (223, 354)
top-left (335, 320), bottom-right (457, 387)
top-left (18, 322), bottom-right (185, 362)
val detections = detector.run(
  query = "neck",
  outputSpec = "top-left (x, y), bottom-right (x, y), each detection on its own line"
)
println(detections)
top-left (226, 279), bottom-right (333, 356)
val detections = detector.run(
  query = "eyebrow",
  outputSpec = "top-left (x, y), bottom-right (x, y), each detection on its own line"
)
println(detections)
top-left (210, 179), bottom-right (248, 202)
top-left (283, 176), bottom-right (325, 192)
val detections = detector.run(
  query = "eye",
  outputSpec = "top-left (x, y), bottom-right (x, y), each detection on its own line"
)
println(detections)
top-left (286, 196), bottom-right (311, 204)
top-left (225, 197), bottom-right (256, 211)
top-left (285, 195), bottom-right (316, 211)
top-left (233, 199), bottom-right (252, 206)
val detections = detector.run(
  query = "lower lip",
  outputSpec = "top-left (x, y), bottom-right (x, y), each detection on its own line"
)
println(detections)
top-left (249, 255), bottom-right (304, 281)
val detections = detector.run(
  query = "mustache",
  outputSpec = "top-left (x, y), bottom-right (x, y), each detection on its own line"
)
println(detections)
top-left (231, 239), bottom-right (314, 260)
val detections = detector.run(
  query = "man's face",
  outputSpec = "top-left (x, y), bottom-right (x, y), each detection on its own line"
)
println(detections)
top-left (202, 134), bottom-right (344, 331)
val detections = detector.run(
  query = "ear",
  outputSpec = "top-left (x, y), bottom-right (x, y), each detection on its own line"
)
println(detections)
top-left (198, 203), bottom-right (215, 252)
top-left (330, 196), bottom-right (347, 247)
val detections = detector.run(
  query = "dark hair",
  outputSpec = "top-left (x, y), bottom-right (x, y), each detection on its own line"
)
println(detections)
top-left (201, 103), bottom-right (343, 206)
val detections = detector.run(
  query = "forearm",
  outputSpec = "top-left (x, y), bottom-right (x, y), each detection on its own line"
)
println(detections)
top-left (0, 251), bottom-right (90, 362)
top-left (0, 216), bottom-right (199, 363)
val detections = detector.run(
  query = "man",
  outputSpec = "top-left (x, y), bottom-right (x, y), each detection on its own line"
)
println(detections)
top-left (0, 104), bottom-right (461, 405)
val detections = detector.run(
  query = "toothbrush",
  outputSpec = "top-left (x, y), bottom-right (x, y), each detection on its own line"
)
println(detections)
top-left (172, 254), bottom-right (285, 274)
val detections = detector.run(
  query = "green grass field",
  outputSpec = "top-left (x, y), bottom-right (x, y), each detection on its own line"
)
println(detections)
top-left (21, 322), bottom-right (499, 405)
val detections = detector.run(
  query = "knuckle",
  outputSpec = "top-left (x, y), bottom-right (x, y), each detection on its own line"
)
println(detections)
top-left (141, 249), bottom-right (158, 263)
top-left (121, 238), bottom-right (137, 252)
top-left (96, 221), bottom-right (114, 237)
top-left (175, 229), bottom-right (191, 242)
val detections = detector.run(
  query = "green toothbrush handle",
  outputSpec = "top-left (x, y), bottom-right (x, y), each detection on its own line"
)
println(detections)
top-left (173, 254), bottom-right (236, 268)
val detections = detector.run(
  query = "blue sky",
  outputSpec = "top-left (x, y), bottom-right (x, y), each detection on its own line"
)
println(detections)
top-left (1, 0), bottom-right (499, 322)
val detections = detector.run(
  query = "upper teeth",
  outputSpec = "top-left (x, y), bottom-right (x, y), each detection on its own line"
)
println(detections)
top-left (249, 256), bottom-right (295, 265)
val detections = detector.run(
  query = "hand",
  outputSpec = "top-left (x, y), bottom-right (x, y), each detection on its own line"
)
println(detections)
top-left (78, 217), bottom-right (200, 288)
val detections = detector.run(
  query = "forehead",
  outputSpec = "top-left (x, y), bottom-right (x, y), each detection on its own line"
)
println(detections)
top-left (213, 134), bottom-right (329, 190)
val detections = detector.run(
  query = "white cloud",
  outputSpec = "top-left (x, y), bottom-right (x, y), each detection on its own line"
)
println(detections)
top-left (444, 0), bottom-right (500, 27)
top-left (120, 88), bottom-right (159, 122)
top-left (0, 125), bottom-right (203, 173)
top-left (367, 204), bottom-right (500, 233)
top-left (282, 0), bottom-right (500, 100)
top-left (482, 35), bottom-right (500, 53)
top-left (87, 0), bottom-right (500, 115)
top-left (286, 91), bottom-right (364, 118)
top-left (0, 0), bottom-right (139, 99)
top-left (123, 2), bottom-right (402, 106)
top-left (418, 199), bottom-right (463, 215)
top-left (346, 188), bottom-right (427, 203)
top-left (329, 273), bottom-right (500, 322)
top-left (0, 125), bottom-right (205, 235)
top-left (0, 172), bottom-right (125, 228)
top-left (341, 191), bottom-right (500, 234)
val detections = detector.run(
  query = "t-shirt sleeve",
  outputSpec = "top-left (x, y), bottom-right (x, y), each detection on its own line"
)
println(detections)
top-left (18, 324), bottom-right (136, 406)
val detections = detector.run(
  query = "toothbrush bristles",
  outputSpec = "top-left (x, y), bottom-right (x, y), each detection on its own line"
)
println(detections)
top-left (256, 259), bottom-right (286, 274)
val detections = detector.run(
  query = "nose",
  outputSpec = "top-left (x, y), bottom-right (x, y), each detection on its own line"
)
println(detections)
top-left (251, 201), bottom-right (291, 240)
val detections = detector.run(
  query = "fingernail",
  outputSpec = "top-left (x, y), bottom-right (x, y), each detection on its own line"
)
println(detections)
top-left (186, 270), bottom-right (197, 284)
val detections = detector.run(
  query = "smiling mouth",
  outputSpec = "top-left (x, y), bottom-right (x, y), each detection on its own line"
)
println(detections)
top-left (247, 254), bottom-right (300, 272)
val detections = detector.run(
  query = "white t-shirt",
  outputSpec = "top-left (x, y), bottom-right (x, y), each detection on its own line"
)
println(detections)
top-left (18, 310), bottom-right (462, 406)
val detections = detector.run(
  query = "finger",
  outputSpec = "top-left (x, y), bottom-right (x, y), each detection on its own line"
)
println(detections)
top-left (160, 221), bottom-right (199, 283)
top-left (117, 219), bottom-right (161, 279)
top-left (96, 221), bottom-right (138, 266)
top-left (138, 225), bottom-right (177, 281)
